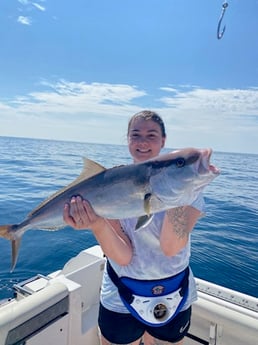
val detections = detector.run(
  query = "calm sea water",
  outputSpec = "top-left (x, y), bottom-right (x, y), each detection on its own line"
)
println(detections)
top-left (0, 136), bottom-right (257, 300)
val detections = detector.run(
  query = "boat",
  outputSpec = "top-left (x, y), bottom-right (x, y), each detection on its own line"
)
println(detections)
top-left (0, 245), bottom-right (257, 345)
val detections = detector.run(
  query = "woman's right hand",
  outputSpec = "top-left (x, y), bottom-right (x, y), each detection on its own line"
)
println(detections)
top-left (63, 196), bottom-right (132, 265)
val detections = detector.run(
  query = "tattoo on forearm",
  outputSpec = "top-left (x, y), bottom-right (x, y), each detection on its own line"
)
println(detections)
top-left (167, 207), bottom-right (188, 239)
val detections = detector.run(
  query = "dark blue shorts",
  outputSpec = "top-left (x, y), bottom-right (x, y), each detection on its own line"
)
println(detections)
top-left (98, 303), bottom-right (191, 344)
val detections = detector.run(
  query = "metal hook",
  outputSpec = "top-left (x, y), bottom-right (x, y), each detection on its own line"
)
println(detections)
top-left (217, 2), bottom-right (229, 39)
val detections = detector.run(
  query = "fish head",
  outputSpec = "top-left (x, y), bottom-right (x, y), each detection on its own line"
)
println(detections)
top-left (169, 147), bottom-right (220, 177)
top-left (148, 148), bottom-right (220, 206)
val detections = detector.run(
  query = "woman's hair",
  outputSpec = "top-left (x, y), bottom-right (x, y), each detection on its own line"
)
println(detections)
top-left (127, 110), bottom-right (166, 137)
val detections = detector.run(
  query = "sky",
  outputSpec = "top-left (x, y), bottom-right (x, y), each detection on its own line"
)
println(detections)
top-left (1, 0), bottom-right (258, 154)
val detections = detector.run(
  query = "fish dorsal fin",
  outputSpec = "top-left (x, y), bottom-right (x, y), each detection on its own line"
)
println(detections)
top-left (71, 158), bottom-right (106, 185)
top-left (28, 158), bottom-right (106, 217)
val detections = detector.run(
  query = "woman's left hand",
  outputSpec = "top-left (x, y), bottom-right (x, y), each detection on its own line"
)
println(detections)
top-left (63, 195), bottom-right (101, 230)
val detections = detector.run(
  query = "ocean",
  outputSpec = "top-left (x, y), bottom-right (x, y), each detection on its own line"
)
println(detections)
top-left (0, 136), bottom-right (257, 300)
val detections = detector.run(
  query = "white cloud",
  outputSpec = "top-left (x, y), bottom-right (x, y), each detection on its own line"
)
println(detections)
top-left (16, 0), bottom-right (46, 25)
top-left (159, 87), bottom-right (258, 116)
top-left (0, 81), bottom-right (257, 153)
top-left (18, 0), bottom-right (30, 5)
top-left (17, 15), bottom-right (31, 25)
top-left (10, 80), bottom-right (146, 116)
top-left (32, 3), bottom-right (46, 11)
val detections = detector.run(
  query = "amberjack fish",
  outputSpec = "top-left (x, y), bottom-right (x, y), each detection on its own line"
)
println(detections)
top-left (0, 148), bottom-right (219, 271)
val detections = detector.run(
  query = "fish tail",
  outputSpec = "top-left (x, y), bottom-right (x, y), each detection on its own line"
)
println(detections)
top-left (0, 224), bottom-right (14, 240)
top-left (0, 225), bottom-right (21, 272)
top-left (11, 238), bottom-right (22, 273)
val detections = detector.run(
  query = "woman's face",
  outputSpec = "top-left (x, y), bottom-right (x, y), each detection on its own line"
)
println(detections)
top-left (127, 118), bottom-right (166, 163)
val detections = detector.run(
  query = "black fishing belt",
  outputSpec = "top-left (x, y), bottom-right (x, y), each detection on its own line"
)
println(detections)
top-left (106, 260), bottom-right (189, 327)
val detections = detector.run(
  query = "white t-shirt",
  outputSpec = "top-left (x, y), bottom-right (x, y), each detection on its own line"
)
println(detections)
top-left (100, 195), bottom-right (205, 313)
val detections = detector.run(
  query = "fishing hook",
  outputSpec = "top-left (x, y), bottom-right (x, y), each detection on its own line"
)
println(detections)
top-left (217, 1), bottom-right (229, 39)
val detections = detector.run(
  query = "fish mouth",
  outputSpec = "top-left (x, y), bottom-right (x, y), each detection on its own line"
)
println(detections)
top-left (199, 149), bottom-right (220, 175)
top-left (209, 164), bottom-right (220, 174)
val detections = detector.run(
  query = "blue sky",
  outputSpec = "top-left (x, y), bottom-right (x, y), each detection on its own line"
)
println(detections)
top-left (1, 0), bottom-right (258, 154)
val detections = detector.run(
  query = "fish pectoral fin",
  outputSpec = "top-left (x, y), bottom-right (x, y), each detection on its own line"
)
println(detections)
top-left (11, 238), bottom-right (21, 273)
top-left (135, 214), bottom-right (153, 230)
top-left (134, 192), bottom-right (154, 229)
top-left (144, 192), bottom-right (152, 215)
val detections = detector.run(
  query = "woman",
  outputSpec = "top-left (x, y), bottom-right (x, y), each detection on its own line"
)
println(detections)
top-left (63, 110), bottom-right (204, 345)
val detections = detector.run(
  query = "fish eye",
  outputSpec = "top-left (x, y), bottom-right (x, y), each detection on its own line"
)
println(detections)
top-left (176, 157), bottom-right (185, 167)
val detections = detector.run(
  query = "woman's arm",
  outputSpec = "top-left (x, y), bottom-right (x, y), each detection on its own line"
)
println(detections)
top-left (63, 196), bottom-right (133, 265)
top-left (160, 206), bottom-right (201, 256)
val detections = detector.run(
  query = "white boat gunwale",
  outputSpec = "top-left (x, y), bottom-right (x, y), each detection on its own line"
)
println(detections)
top-left (0, 245), bottom-right (257, 345)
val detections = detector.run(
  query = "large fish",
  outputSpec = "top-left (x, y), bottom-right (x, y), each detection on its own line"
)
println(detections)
top-left (0, 147), bottom-right (219, 271)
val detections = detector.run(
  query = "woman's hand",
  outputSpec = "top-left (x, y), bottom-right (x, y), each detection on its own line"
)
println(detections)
top-left (63, 195), bottom-right (101, 230)
top-left (63, 196), bottom-right (132, 265)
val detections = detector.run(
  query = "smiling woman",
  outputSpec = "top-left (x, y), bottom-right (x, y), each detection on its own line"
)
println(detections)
top-left (62, 110), bottom-right (220, 345)
top-left (0, 2), bottom-right (258, 345)
top-left (0, 135), bottom-right (257, 345)
top-left (127, 111), bottom-right (166, 162)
